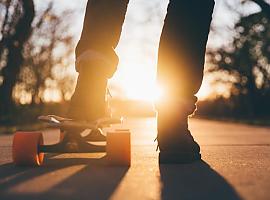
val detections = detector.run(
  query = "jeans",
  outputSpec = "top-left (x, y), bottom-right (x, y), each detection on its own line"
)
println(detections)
top-left (76, 0), bottom-right (215, 110)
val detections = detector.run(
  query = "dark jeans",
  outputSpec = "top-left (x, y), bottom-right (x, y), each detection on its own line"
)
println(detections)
top-left (76, 0), bottom-right (215, 110)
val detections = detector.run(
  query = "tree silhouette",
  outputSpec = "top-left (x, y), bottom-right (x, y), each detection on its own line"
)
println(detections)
top-left (208, 0), bottom-right (270, 117)
top-left (0, 1), bottom-right (75, 124)
top-left (0, 0), bottom-right (35, 112)
top-left (17, 6), bottom-right (75, 105)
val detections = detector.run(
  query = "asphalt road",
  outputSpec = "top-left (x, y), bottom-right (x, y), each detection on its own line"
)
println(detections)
top-left (0, 118), bottom-right (270, 200)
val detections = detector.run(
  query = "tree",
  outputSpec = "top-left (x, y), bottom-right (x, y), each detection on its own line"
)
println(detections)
top-left (208, 0), bottom-right (270, 116)
top-left (0, 0), bottom-right (35, 112)
top-left (16, 6), bottom-right (75, 105)
top-left (0, 1), bottom-right (76, 124)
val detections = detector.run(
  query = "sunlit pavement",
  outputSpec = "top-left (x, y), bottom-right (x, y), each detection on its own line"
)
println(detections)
top-left (0, 118), bottom-right (270, 200)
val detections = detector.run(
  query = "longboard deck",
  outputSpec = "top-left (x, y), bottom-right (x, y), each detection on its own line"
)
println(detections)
top-left (38, 115), bottom-right (123, 130)
top-left (38, 115), bottom-right (73, 123)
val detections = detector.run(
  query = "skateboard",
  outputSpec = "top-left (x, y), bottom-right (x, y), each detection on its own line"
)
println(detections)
top-left (12, 115), bottom-right (131, 166)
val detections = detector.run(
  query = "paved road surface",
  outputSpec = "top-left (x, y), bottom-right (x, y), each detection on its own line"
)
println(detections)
top-left (0, 118), bottom-right (270, 200)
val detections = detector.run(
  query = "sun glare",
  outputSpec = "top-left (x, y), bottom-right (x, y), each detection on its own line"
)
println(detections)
top-left (125, 82), bottom-right (162, 102)
top-left (110, 59), bottom-right (213, 102)
top-left (111, 58), bottom-right (212, 102)
top-left (111, 62), bottom-right (161, 102)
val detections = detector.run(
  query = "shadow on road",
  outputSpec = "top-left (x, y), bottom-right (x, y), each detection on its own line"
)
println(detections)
top-left (0, 155), bottom-right (129, 200)
top-left (0, 157), bottom-right (242, 200)
top-left (159, 160), bottom-right (242, 200)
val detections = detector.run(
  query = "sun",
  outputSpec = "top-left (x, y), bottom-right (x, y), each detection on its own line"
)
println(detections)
top-left (110, 61), bottom-right (162, 102)
top-left (125, 82), bottom-right (162, 102)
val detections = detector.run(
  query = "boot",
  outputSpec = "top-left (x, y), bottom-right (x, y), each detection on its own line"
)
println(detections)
top-left (157, 97), bottom-right (201, 164)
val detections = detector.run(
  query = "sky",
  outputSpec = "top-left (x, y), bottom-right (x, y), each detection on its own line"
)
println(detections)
top-left (36, 0), bottom-right (260, 101)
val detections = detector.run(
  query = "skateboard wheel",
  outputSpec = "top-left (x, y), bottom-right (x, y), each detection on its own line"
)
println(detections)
top-left (12, 132), bottom-right (44, 166)
top-left (106, 129), bottom-right (131, 166)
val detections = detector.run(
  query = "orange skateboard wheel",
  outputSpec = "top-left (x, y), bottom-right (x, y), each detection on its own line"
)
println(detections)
top-left (12, 132), bottom-right (44, 166)
top-left (106, 129), bottom-right (131, 166)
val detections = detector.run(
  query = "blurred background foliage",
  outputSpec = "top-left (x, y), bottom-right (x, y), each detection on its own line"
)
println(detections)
top-left (0, 0), bottom-right (269, 128)
top-left (0, 0), bottom-right (75, 125)
top-left (201, 0), bottom-right (270, 119)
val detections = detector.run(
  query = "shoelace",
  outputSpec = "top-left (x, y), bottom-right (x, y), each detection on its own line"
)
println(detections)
top-left (154, 137), bottom-right (159, 151)
top-left (107, 88), bottom-right (112, 98)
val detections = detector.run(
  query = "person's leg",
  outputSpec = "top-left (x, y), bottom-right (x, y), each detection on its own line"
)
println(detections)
top-left (157, 0), bottom-right (215, 163)
top-left (68, 0), bottom-right (129, 121)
